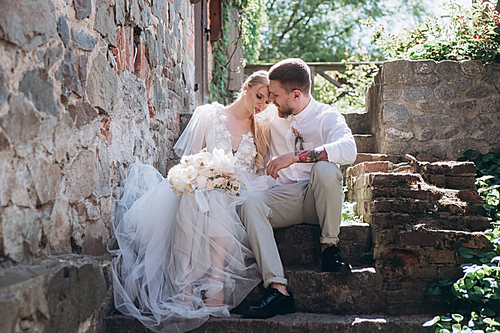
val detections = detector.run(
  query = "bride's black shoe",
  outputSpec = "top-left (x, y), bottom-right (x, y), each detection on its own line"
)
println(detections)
top-left (241, 287), bottom-right (296, 319)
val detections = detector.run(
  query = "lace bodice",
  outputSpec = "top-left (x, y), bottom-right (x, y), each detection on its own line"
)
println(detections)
top-left (212, 105), bottom-right (258, 174)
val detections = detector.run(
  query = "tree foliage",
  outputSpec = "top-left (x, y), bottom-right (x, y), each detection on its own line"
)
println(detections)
top-left (258, 0), bottom-right (430, 63)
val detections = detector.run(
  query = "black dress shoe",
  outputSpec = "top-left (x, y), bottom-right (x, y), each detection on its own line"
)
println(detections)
top-left (242, 287), bottom-right (296, 319)
top-left (322, 245), bottom-right (352, 273)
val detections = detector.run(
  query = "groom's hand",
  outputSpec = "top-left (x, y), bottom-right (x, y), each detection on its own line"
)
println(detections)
top-left (266, 152), bottom-right (299, 179)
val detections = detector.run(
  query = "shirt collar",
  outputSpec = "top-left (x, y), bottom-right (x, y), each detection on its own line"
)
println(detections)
top-left (292, 98), bottom-right (315, 124)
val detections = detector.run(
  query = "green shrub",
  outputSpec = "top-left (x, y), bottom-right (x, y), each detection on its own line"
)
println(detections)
top-left (362, 1), bottom-right (500, 65)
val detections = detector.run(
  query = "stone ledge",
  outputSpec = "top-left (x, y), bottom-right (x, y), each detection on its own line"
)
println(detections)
top-left (239, 268), bottom-right (384, 314)
top-left (0, 254), bottom-right (113, 333)
top-left (104, 312), bottom-right (434, 333)
top-left (276, 223), bottom-right (372, 269)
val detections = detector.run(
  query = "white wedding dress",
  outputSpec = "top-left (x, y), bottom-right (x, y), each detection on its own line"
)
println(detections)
top-left (110, 102), bottom-right (273, 333)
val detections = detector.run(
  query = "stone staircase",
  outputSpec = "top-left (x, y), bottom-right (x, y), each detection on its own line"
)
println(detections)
top-left (103, 222), bottom-right (434, 332)
top-left (103, 156), bottom-right (493, 333)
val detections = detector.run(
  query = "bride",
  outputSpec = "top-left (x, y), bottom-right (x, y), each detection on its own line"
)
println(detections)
top-left (110, 71), bottom-right (273, 332)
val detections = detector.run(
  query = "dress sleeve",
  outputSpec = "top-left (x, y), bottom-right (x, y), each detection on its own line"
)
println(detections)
top-left (173, 104), bottom-right (216, 157)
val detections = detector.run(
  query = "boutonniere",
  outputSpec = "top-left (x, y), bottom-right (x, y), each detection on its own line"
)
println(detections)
top-left (291, 126), bottom-right (304, 151)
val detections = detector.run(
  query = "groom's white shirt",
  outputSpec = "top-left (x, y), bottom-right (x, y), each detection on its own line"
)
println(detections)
top-left (269, 98), bottom-right (357, 185)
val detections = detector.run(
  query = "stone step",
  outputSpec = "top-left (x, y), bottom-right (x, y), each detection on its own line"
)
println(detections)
top-left (104, 312), bottom-right (434, 333)
top-left (276, 222), bottom-right (373, 269)
top-left (354, 134), bottom-right (376, 153)
top-left (344, 112), bottom-right (371, 135)
top-left (0, 255), bottom-right (113, 333)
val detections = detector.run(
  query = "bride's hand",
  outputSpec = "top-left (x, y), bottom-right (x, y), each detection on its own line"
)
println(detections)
top-left (266, 152), bottom-right (299, 179)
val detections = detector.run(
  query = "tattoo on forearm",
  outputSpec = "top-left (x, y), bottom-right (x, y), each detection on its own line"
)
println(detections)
top-left (295, 147), bottom-right (328, 163)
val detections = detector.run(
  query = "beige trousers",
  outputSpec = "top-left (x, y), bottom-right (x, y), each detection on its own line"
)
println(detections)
top-left (240, 161), bottom-right (344, 287)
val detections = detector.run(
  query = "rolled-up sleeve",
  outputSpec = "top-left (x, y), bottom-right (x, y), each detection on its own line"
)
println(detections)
top-left (321, 112), bottom-right (357, 165)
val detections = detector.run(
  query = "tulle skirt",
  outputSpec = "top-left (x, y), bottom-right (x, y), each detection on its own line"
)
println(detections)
top-left (110, 160), bottom-right (269, 332)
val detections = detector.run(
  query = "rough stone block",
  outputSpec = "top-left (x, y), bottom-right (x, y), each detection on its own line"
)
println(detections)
top-left (68, 101), bottom-right (98, 128)
top-left (383, 61), bottom-right (414, 85)
top-left (383, 102), bottom-right (410, 125)
top-left (415, 60), bottom-right (436, 75)
top-left (74, 0), bottom-right (92, 20)
top-left (94, 0), bottom-right (117, 46)
top-left (449, 100), bottom-right (477, 112)
top-left (19, 69), bottom-right (59, 117)
top-left (0, 0), bottom-right (56, 51)
top-left (474, 125), bottom-right (500, 144)
top-left (0, 255), bottom-right (111, 333)
top-left (435, 61), bottom-right (460, 76)
top-left (55, 49), bottom-right (82, 97)
top-left (284, 268), bottom-right (385, 314)
top-left (403, 86), bottom-right (432, 101)
top-left (481, 96), bottom-right (500, 113)
top-left (87, 52), bottom-right (117, 113)
top-left (434, 84), bottom-right (458, 100)
top-left (57, 15), bottom-right (70, 47)
top-left (460, 60), bottom-right (485, 76)
top-left (465, 84), bottom-right (496, 99)
top-left (385, 127), bottom-right (413, 140)
top-left (66, 150), bottom-right (96, 202)
top-left (72, 29), bottom-right (96, 51)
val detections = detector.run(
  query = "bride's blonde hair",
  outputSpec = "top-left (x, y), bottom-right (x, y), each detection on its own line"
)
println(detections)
top-left (242, 71), bottom-right (269, 169)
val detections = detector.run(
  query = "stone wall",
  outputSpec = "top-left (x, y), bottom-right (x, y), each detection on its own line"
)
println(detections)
top-left (366, 59), bottom-right (500, 160)
top-left (0, 0), bottom-right (197, 263)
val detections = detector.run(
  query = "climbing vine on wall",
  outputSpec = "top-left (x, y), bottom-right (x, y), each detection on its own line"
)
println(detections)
top-left (209, 0), bottom-right (265, 103)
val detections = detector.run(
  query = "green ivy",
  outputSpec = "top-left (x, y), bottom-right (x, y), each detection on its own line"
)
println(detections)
top-left (209, 0), bottom-right (265, 104)
top-left (424, 150), bottom-right (500, 333)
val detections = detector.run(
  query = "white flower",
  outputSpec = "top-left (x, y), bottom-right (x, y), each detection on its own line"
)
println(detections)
top-left (168, 148), bottom-right (243, 196)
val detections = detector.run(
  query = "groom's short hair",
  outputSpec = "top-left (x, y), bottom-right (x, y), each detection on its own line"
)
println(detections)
top-left (268, 58), bottom-right (311, 95)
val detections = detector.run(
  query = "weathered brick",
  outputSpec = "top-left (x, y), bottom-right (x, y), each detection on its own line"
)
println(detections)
top-left (369, 173), bottom-right (422, 187)
top-left (440, 266), bottom-right (464, 280)
top-left (399, 231), bottom-right (440, 246)
top-left (445, 176), bottom-right (476, 189)
top-left (373, 199), bottom-right (430, 213)
top-left (451, 162), bottom-right (476, 176)
top-left (424, 248), bottom-right (455, 264)
top-left (371, 187), bottom-right (398, 198)
top-left (364, 161), bottom-right (392, 173)
top-left (398, 188), bottom-right (429, 200)
top-left (406, 265), bottom-right (440, 280)
top-left (424, 174), bottom-right (446, 187)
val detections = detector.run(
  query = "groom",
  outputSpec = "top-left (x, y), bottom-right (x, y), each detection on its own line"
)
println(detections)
top-left (240, 58), bottom-right (357, 318)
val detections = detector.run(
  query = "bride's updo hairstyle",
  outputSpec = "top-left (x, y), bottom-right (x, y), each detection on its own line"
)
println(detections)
top-left (242, 70), bottom-right (269, 169)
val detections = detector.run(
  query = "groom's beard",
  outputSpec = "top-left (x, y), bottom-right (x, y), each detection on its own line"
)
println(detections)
top-left (276, 105), bottom-right (294, 119)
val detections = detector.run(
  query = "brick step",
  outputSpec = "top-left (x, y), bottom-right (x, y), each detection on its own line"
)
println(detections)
top-left (104, 312), bottom-right (434, 333)
top-left (354, 134), bottom-right (376, 153)
top-left (369, 212), bottom-right (492, 232)
top-left (276, 222), bottom-right (373, 269)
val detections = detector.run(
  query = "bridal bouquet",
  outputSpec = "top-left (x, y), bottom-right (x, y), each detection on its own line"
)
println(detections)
top-left (167, 148), bottom-right (244, 196)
